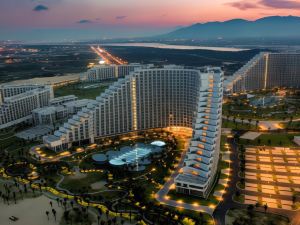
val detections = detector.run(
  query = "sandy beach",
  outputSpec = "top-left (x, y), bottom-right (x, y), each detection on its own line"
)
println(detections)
top-left (0, 195), bottom-right (63, 225)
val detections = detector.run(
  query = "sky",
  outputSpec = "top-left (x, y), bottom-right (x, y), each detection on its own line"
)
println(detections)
top-left (0, 0), bottom-right (300, 42)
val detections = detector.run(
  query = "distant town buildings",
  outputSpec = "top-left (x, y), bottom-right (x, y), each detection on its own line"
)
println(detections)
top-left (44, 65), bottom-right (223, 198)
top-left (227, 53), bottom-right (300, 93)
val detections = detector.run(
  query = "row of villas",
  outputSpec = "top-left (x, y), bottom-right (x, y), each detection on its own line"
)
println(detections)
top-left (226, 53), bottom-right (300, 93)
top-left (44, 65), bottom-right (223, 197)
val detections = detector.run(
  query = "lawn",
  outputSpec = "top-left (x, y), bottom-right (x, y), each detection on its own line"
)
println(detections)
top-left (222, 120), bottom-right (257, 131)
top-left (59, 172), bottom-right (107, 192)
top-left (54, 82), bottom-right (111, 100)
top-left (226, 208), bottom-right (290, 225)
top-left (240, 132), bottom-right (300, 147)
top-left (281, 121), bottom-right (300, 130)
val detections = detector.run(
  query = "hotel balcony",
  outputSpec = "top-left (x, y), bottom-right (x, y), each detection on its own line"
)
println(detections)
top-left (188, 146), bottom-right (214, 157)
top-left (183, 166), bottom-right (210, 179)
top-left (186, 154), bottom-right (212, 164)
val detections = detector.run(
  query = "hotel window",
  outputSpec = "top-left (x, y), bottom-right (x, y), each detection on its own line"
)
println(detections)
top-left (203, 126), bottom-right (208, 130)
top-left (198, 144), bottom-right (204, 149)
top-left (202, 132), bottom-right (207, 136)
top-left (194, 164), bottom-right (201, 169)
top-left (201, 138), bottom-right (206, 142)
top-left (191, 171), bottom-right (199, 176)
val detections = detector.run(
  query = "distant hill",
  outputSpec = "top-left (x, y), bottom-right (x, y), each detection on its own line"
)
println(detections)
top-left (159, 16), bottom-right (300, 40)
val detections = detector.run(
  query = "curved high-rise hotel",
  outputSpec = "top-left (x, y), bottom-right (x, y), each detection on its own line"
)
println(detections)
top-left (44, 65), bottom-right (223, 197)
top-left (227, 53), bottom-right (300, 93)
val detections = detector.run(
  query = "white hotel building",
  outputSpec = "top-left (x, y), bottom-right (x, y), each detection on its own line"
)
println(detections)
top-left (44, 65), bottom-right (223, 197)
top-left (0, 84), bottom-right (53, 129)
top-left (227, 52), bottom-right (300, 93)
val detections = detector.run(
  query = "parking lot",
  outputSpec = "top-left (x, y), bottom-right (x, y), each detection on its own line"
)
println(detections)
top-left (242, 147), bottom-right (300, 210)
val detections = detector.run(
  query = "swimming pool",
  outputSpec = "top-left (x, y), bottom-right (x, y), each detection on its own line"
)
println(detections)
top-left (109, 146), bottom-right (152, 166)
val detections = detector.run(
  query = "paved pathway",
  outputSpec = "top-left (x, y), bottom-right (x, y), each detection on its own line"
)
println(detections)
top-left (223, 116), bottom-right (300, 130)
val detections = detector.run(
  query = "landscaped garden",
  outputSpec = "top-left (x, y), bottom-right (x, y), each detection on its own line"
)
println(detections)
top-left (239, 132), bottom-right (300, 147)
top-left (223, 89), bottom-right (300, 121)
top-left (54, 81), bottom-right (111, 100)
top-left (226, 208), bottom-right (290, 225)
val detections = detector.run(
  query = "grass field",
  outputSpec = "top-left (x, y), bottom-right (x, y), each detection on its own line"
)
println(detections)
top-left (240, 132), bottom-right (300, 147)
top-left (54, 82), bottom-right (111, 100)
top-left (226, 208), bottom-right (289, 225)
top-left (59, 172), bottom-right (107, 192)
top-left (222, 120), bottom-right (257, 131)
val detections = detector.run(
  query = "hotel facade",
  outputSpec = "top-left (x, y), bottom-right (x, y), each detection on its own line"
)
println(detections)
top-left (227, 53), bottom-right (300, 93)
top-left (0, 84), bottom-right (53, 129)
top-left (80, 63), bottom-right (153, 82)
top-left (44, 65), bottom-right (223, 197)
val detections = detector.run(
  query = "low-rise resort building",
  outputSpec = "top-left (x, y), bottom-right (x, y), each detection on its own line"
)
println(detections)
top-left (0, 84), bottom-right (53, 129)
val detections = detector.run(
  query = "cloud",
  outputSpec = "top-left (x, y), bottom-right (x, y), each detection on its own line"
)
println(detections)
top-left (77, 19), bottom-right (93, 24)
top-left (260, 0), bottom-right (300, 9)
top-left (115, 16), bottom-right (127, 20)
top-left (33, 4), bottom-right (49, 11)
top-left (227, 0), bottom-right (300, 10)
top-left (226, 1), bottom-right (258, 10)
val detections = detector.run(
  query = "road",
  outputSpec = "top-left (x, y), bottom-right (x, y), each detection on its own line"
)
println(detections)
top-left (213, 138), bottom-right (243, 225)
top-left (91, 46), bottom-right (127, 65)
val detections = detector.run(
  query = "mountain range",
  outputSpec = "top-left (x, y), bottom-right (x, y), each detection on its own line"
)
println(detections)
top-left (159, 16), bottom-right (300, 40)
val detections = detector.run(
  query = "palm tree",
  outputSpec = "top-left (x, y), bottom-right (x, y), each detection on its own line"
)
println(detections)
top-left (199, 212), bottom-right (203, 224)
top-left (52, 208), bottom-right (57, 221)
top-left (46, 211), bottom-right (49, 220)
top-left (257, 138), bottom-right (261, 145)
top-left (292, 194), bottom-right (297, 204)
top-left (264, 203), bottom-right (268, 213)
top-left (255, 120), bottom-right (259, 129)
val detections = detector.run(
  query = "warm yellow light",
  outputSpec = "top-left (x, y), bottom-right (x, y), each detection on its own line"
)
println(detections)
top-left (193, 202), bottom-right (199, 206)
top-left (209, 204), bottom-right (216, 209)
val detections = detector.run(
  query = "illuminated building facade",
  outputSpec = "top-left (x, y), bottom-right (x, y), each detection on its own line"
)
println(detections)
top-left (227, 53), bottom-right (300, 93)
top-left (44, 65), bottom-right (223, 197)
top-left (0, 84), bottom-right (53, 129)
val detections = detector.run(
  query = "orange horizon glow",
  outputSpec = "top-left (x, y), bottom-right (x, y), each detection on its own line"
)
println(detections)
top-left (0, 0), bottom-right (299, 28)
